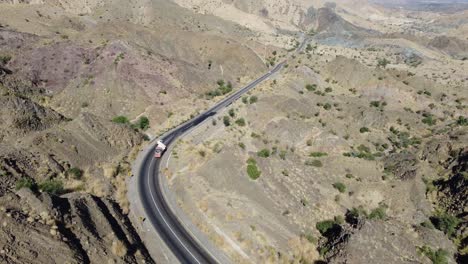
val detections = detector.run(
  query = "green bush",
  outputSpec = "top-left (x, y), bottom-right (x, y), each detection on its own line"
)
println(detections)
top-left (67, 167), bottom-right (83, 180)
top-left (206, 80), bottom-right (233, 98)
top-left (343, 144), bottom-right (375, 160)
top-left (422, 114), bottom-right (437, 126)
top-left (0, 54), bottom-right (12, 65)
top-left (137, 116), bottom-right (150, 130)
top-left (369, 206), bottom-right (387, 220)
top-left (279, 150), bottom-right (287, 160)
top-left (247, 160), bottom-right (261, 180)
top-left (15, 178), bottom-right (37, 191)
top-left (377, 58), bottom-right (390, 68)
top-left (348, 206), bottom-right (368, 219)
top-left (332, 182), bottom-right (346, 193)
top-left (112, 116), bottom-right (129, 124)
top-left (316, 220), bottom-right (337, 235)
top-left (257, 149), bottom-right (270, 158)
top-left (235, 118), bottom-right (246, 126)
top-left (305, 159), bottom-right (322, 167)
top-left (39, 179), bottom-right (64, 195)
top-left (310, 152), bottom-right (327, 157)
top-left (228, 109), bottom-right (235, 118)
top-left (456, 116), bottom-right (467, 126)
top-left (323, 103), bottom-right (331, 110)
top-left (360, 127), bottom-right (370, 133)
top-left (430, 212), bottom-right (460, 237)
top-left (418, 245), bottom-right (449, 264)
top-left (249, 96), bottom-right (258, 104)
top-left (223, 116), bottom-right (231, 126)
top-left (305, 84), bottom-right (317, 91)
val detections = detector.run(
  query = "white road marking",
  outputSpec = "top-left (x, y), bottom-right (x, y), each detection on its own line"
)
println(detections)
top-left (147, 158), bottom-right (202, 264)
top-left (166, 152), bottom-right (172, 169)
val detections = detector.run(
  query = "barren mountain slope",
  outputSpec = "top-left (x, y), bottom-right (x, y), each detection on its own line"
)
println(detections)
top-left (0, 0), bottom-right (269, 262)
top-left (164, 3), bottom-right (468, 263)
top-left (0, 0), bottom-right (467, 263)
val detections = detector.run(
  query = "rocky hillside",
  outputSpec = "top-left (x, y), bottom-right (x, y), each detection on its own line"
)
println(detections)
top-left (164, 2), bottom-right (468, 263)
top-left (0, 0), bottom-right (270, 263)
top-left (0, 0), bottom-right (467, 263)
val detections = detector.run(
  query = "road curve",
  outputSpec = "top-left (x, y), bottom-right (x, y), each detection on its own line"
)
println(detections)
top-left (137, 62), bottom-right (286, 264)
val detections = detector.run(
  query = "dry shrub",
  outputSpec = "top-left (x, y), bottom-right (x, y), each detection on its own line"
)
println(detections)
top-left (111, 239), bottom-right (127, 258)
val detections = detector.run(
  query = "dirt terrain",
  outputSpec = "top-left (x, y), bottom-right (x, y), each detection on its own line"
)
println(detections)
top-left (0, 0), bottom-right (467, 263)
top-left (163, 1), bottom-right (468, 263)
top-left (0, 0), bottom-right (267, 262)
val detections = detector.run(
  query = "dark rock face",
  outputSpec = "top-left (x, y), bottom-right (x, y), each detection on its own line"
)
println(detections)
top-left (436, 148), bottom-right (468, 216)
top-left (428, 36), bottom-right (468, 59)
top-left (0, 95), bottom-right (65, 132)
top-left (384, 151), bottom-right (418, 180)
top-left (0, 190), bottom-right (154, 264)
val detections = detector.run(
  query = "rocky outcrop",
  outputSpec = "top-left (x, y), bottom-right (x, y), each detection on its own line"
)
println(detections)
top-left (0, 95), bottom-right (65, 133)
top-left (428, 36), bottom-right (468, 59)
top-left (0, 189), bottom-right (154, 263)
top-left (384, 151), bottom-right (418, 180)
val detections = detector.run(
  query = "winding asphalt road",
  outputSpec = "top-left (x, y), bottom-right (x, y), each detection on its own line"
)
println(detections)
top-left (137, 61), bottom-right (286, 264)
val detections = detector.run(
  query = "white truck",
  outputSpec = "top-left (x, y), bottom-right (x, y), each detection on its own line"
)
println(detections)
top-left (154, 140), bottom-right (167, 158)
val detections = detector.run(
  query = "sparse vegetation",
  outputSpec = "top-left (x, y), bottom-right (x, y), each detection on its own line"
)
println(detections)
top-left (15, 178), bottom-right (37, 191)
top-left (206, 80), bottom-right (233, 98)
top-left (430, 212), bottom-right (461, 237)
top-left (388, 127), bottom-right (421, 149)
top-left (422, 113), bottom-right (437, 126)
top-left (377, 58), bottom-right (390, 68)
top-left (305, 159), bottom-right (323, 167)
top-left (136, 116), bottom-right (150, 130)
top-left (228, 109), bottom-right (235, 118)
top-left (39, 179), bottom-right (64, 195)
top-left (279, 150), bottom-right (287, 160)
top-left (257, 149), bottom-right (270, 158)
top-left (418, 245), bottom-right (449, 264)
top-left (114, 52), bottom-right (125, 64)
top-left (316, 218), bottom-right (341, 236)
top-left (332, 182), bottom-right (346, 193)
top-left (343, 144), bottom-right (375, 160)
top-left (223, 116), bottom-right (231, 126)
top-left (456, 116), bottom-right (467, 126)
top-left (368, 205), bottom-right (387, 220)
top-left (359, 127), bottom-right (370, 133)
top-left (235, 118), bottom-right (245, 126)
top-left (323, 103), bottom-right (332, 110)
top-left (0, 54), bottom-right (12, 65)
top-left (310, 152), bottom-right (327, 157)
top-left (305, 84), bottom-right (317, 91)
top-left (67, 167), bottom-right (83, 180)
top-left (249, 96), bottom-right (258, 104)
top-left (112, 116), bottom-right (129, 124)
